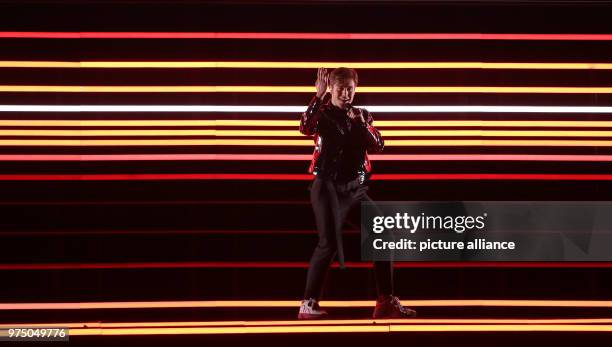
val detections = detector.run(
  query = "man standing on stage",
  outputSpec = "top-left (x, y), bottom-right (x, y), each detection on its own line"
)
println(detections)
top-left (297, 67), bottom-right (417, 319)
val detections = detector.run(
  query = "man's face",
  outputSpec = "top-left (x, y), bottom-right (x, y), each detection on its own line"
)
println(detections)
top-left (330, 79), bottom-right (356, 110)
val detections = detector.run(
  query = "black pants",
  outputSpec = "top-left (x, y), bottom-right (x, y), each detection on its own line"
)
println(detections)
top-left (303, 177), bottom-right (393, 300)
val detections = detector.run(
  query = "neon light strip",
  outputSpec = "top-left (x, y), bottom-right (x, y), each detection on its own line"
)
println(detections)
top-left (4, 321), bottom-right (612, 336)
top-left (0, 174), bottom-right (611, 180)
top-left (3, 319), bottom-right (612, 329)
top-left (384, 140), bottom-right (612, 146)
top-left (3, 300), bottom-right (612, 310)
top-left (5, 319), bottom-right (612, 331)
top-left (2, 154), bottom-right (612, 162)
top-left (4, 120), bottom-right (612, 127)
top-left (2, 105), bottom-right (612, 113)
top-left (3, 129), bottom-right (612, 137)
top-left (0, 139), bottom-right (306, 146)
top-left (2, 261), bottom-right (612, 269)
top-left (1, 139), bottom-right (612, 146)
top-left (0, 120), bottom-right (217, 126)
top-left (65, 325), bottom-right (612, 334)
top-left (0, 154), bottom-right (313, 161)
top-left (3, 85), bottom-right (612, 93)
top-left (2, 318), bottom-right (612, 333)
top-left (0, 130), bottom-right (220, 136)
top-left (376, 174), bottom-right (612, 180)
top-left (2, 32), bottom-right (612, 40)
top-left (0, 174), bottom-right (312, 180)
top-left (0, 320), bottom-right (612, 329)
top-left (4, 61), bottom-right (612, 70)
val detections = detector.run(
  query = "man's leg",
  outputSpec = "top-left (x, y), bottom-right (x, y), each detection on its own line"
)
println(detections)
top-left (374, 261), bottom-right (393, 296)
top-left (303, 178), bottom-right (342, 300)
top-left (355, 191), bottom-right (394, 297)
top-left (342, 182), bottom-right (416, 318)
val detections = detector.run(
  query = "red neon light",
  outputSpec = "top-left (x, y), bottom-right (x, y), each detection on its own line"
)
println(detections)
top-left (1, 154), bottom-right (612, 162)
top-left (373, 174), bottom-right (612, 180)
top-left (0, 174), bottom-right (311, 180)
top-left (1, 32), bottom-right (612, 41)
top-left (0, 173), bottom-right (611, 181)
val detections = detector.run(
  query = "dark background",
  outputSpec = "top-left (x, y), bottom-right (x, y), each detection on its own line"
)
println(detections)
top-left (0, 0), bottom-right (611, 324)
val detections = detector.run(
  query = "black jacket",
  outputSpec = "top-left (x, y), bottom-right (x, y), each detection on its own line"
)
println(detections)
top-left (299, 94), bottom-right (384, 183)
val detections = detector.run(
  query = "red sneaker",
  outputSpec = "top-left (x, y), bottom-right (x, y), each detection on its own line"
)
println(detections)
top-left (373, 295), bottom-right (417, 318)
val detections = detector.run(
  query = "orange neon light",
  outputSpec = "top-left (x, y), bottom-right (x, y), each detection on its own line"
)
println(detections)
top-left (3, 120), bottom-right (612, 128)
top-left (2, 61), bottom-right (612, 70)
top-left (65, 324), bottom-right (612, 335)
top-left (0, 139), bottom-right (611, 146)
top-left (3, 299), bottom-right (612, 310)
top-left (1, 129), bottom-right (612, 137)
top-left (4, 318), bottom-right (612, 329)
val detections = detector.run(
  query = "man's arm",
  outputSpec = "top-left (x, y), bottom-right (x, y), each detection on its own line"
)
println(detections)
top-left (300, 67), bottom-right (329, 136)
top-left (359, 109), bottom-right (384, 153)
top-left (299, 94), bottom-right (325, 136)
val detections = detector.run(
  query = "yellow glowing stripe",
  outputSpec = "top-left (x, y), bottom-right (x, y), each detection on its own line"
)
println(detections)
top-left (0, 61), bottom-right (81, 68)
top-left (0, 120), bottom-right (271, 127)
top-left (3, 86), bottom-right (612, 93)
top-left (381, 130), bottom-right (612, 137)
top-left (379, 120), bottom-right (612, 128)
top-left (219, 130), bottom-right (612, 137)
top-left (64, 325), bottom-right (612, 335)
top-left (92, 318), bottom-right (612, 326)
top-left (3, 61), bottom-right (612, 70)
top-left (4, 129), bottom-right (612, 137)
top-left (5, 318), bottom-right (612, 329)
top-left (2, 139), bottom-right (612, 146)
top-left (389, 325), bottom-right (612, 332)
top-left (4, 299), bottom-right (612, 311)
top-left (0, 120), bottom-right (218, 126)
top-left (4, 120), bottom-right (612, 128)
top-left (58, 318), bottom-right (612, 326)
top-left (68, 326), bottom-right (389, 335)
top-left (0, 130), bottom-right (216, 136)
top-left (0, 139), bottom-right (309, 146)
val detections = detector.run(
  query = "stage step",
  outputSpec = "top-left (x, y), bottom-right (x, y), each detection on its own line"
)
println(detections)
top-left (2, 303), bottom-right (612, 324)
top-left (2, 267), bottom-right (612, 302)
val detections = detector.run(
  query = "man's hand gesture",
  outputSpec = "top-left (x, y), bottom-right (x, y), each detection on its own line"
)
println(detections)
top-left (315, 67), bottom-right (329, 99)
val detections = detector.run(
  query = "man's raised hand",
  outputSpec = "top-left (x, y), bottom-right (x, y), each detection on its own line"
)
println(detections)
top-left (315, 67), bottom-right (329, 99)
